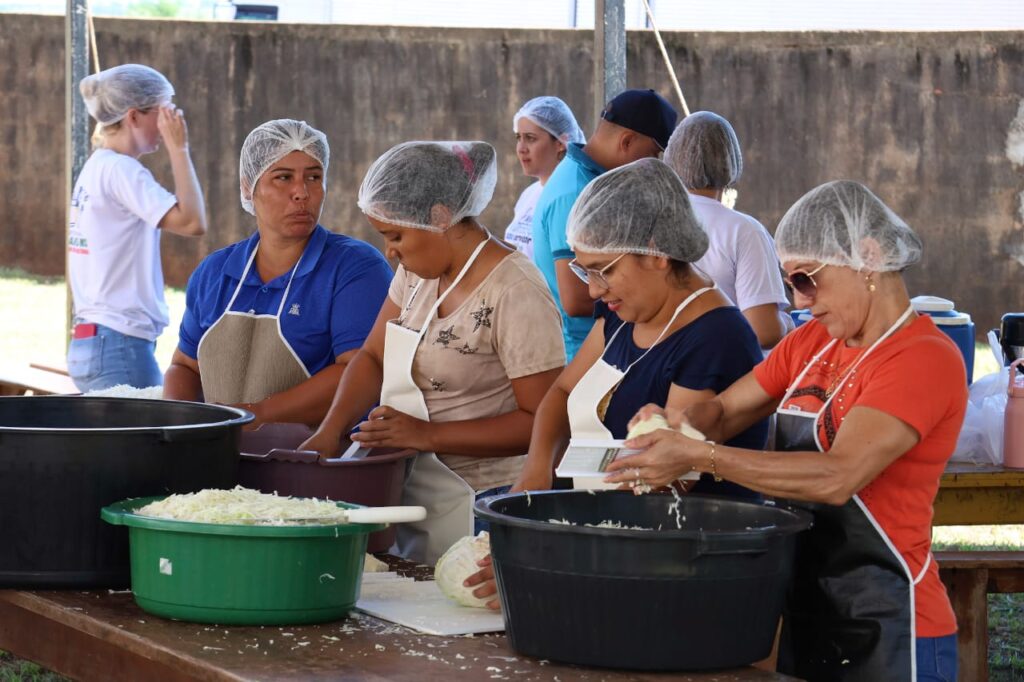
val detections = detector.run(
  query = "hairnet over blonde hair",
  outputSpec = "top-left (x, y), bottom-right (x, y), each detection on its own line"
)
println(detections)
top-left (239, 119), bottom-right (330, 216)
top-left (357, 141), bottom-right (497, 233)
top-left (80, 64), bottom-right (174, 128)
top-left (775, 180), bottom-right (923, 272)
top-left (567, 158), bottom-right (709, 262)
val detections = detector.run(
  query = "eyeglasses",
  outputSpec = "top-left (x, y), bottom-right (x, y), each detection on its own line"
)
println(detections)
top-left (568, 253), bottom-right (626, 289)
top-left (784, 263), bottom-right (828, 298)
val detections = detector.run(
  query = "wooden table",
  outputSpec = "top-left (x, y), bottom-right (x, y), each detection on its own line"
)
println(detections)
top-left (0, 590), bottom-right (797, 682)
top-left (0, 365), bottom-right (78, 396)
top-left (934, 462), bottom-right (1024, 525)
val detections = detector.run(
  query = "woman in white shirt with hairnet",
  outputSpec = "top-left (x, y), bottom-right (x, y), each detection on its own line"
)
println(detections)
top-left (67, 64), bottom-right (207, 391)
top-left (664, 111), bottom-right (793, 349)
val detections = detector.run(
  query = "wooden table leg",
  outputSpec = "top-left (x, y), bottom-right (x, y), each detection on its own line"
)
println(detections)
top-left (0, 597), bottom-right (198, 682)
top-left (942, 567), bottom-right (989, 682)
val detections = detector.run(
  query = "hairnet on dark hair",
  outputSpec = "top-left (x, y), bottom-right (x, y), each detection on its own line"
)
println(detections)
top-left (358, 141), bottom-right (497, 232)
top-left (239, 119), bottom-right (329, 216)
top-left (567, 158), bottom-right (708, 262)
top-left (663, 111), bottom-right (743, 190)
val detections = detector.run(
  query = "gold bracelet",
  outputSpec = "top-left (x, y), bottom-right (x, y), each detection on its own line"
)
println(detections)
top-left (708, 441), bottom-right (722, 482)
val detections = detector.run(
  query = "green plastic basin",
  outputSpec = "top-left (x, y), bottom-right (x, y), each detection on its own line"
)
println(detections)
top-left (101, 496), bottom-right (386, 625)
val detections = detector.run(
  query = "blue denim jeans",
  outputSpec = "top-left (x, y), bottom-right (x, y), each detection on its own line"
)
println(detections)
top-left (67, 324), bottom-right (163, 393)
top-left (473, 485), bottom-right (511, 535)
top-left (917, 634), bottom-right (958, 682)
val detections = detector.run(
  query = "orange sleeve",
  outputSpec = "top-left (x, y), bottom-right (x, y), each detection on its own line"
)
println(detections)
top-left (853, 334), bottom-right (967, 439)
top-left (753, 321), bottom-right (830, 399)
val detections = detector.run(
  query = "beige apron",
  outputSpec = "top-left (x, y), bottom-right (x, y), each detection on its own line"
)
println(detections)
top-left (385, 239), bottom-right (489, 564)
top-left (566, 287), bottom-right (714, 441)
top-left (197, 241), bottom-right (310, 405)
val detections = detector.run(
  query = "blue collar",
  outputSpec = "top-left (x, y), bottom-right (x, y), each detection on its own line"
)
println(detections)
top-left (565, 142), bottom-right (606, 175)
top-left (224, 225), bottom-right (329, 288)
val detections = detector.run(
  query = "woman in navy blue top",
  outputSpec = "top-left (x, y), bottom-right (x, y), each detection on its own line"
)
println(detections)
top-left (466, 158), bottom-right (773, 610)
top-left (512, 158), bottom-right (768, 496)
top-left (596, 300), bottom-right (765, 497)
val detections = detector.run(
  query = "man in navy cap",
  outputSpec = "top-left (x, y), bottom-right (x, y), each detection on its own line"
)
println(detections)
top-left (531, 88), bottom-right (677, 360)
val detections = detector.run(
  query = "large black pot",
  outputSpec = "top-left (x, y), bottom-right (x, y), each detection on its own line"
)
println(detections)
top-left (475, 490), bottom-right (813, 671)
top-left (0, 396), bottom-right (251, 588)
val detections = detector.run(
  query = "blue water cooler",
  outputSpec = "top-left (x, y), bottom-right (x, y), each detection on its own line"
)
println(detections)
top-left (790, 309), bottom-right (813, 328)
top-left (911, 296), bottom-right (975, 384)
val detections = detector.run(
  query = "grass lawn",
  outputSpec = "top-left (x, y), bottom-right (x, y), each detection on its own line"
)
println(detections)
top-left (0, 651), bottom-right (68, 682)
top-left (0, 267), bottom-right (184, 374)
top-left (0, 272), bottom-right (1021, 676)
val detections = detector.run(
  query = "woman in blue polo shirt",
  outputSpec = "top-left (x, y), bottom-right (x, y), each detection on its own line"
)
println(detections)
top-left (163, 119), bottom-right (392, 427)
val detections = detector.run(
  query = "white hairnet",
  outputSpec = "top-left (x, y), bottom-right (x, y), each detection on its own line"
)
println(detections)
top-left (567, 158), bottom-right (709, 262)
top-left (79, 64), bottom-right (174, 127)
top-left (513, 96), bottom-right (586, 145)
top-left (358, 141), bottom-right (497, 233)
top-left (664, 111), bottom-right (743, 190)
top-left (239, 119), bottom-right (330, 216)
top-left (775, 180), bottom-right (923, 272)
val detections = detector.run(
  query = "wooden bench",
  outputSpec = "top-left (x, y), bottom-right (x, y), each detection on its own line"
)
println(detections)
top-left (0, 365), bottom-right (78, 396)
top-left (935, 550), bottom-right (1024, 681)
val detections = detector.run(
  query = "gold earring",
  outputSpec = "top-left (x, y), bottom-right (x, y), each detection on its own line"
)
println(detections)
top-left (866, 275), bottom-right (876, 293)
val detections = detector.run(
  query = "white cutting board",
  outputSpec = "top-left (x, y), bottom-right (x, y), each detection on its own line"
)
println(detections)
top-left (355, 573), bottom-right (505, 636)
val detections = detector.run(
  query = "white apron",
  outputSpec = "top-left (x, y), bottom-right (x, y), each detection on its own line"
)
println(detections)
top-left (197, 241), bottom-right (310, 405)
top-left (384, 239), bottom-right (489, 564)
top-left (567, 287), bottom-right (714, 440)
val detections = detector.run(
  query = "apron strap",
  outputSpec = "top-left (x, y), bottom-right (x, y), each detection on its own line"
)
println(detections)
top-left (275, 244), bottom-right (308, 318)
top-left (224, 237), bottom-right (308, 319)
top-left (602, 285), bottom-right (715, 373)
top-left (780, 305), bottom-right (916, 415)
top-left (779, 304), bottom-right (915, 452)
top-left (412, 237), bottom-right (490, 344)
top-left (225, 241), bottom-right (260, 312)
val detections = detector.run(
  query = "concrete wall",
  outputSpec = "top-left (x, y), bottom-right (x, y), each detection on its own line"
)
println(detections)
top-left (1, 14), bottom-right (1022, 334)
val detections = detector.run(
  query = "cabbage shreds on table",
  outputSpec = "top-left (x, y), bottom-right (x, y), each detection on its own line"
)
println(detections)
top-left (135, 486), bottom-right (350, 526)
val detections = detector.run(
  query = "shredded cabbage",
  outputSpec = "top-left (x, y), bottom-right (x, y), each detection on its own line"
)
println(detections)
top-left (84, 384), bottom-right (164, 399)
top-left (135, 486), bottom-right (350, 526)
top-left (547, 518), bottom-right (656, 531)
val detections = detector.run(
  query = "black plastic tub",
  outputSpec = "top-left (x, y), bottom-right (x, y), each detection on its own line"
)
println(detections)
top-left (475, 490), bottom-right (812, 671)
top-left (0, 396), bottom-right (251, 588)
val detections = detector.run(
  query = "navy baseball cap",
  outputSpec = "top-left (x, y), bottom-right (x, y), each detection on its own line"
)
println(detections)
top-left (601, 89), bottom-right (678, 150)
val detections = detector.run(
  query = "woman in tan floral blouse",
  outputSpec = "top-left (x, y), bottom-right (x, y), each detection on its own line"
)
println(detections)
top-left (302, 141), bottom-right (565, 562)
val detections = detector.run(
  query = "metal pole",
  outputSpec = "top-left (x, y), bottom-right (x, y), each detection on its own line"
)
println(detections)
top-left (66, 0), bottom-right (90, 348)
top-left (593, 0), bottom-right (626, 129)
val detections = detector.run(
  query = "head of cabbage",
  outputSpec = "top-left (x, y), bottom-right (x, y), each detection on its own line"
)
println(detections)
top-left (434, 531), bottom-right (491, 608)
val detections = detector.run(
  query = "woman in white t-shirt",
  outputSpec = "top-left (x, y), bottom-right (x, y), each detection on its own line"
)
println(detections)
top-left (302, 141), bottom-right (565, 563)
top-left (503, 97), bottom-right (585, 259)
top-left (67, 64), bottom-right (207, 392)
top-left (664, 111), bottom-right (793, 349)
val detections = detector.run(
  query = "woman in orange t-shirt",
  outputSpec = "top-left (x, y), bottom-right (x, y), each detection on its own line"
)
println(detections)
top-left (606, 180), bottom-right (967, 682)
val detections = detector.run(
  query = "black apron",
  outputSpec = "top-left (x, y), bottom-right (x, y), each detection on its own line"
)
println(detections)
top-left (775, 306), bottom-right (925, 682)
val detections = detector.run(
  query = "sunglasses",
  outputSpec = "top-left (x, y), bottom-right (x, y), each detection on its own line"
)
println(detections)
top-left (784, 263), bottom-right (828, 298)
top-left (568, 253), bottom-right (626, 289)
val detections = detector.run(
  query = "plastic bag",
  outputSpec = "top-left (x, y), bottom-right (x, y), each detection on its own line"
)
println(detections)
top-left (951, 367), bottom-right (1008, 465)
